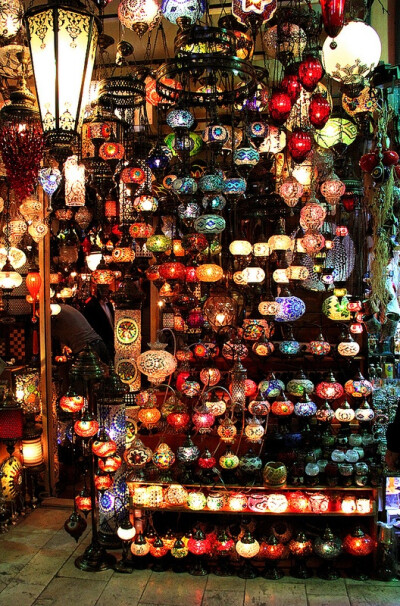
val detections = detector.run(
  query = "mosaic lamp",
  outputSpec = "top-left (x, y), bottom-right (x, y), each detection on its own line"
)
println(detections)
top-left (136, 340), bottom-right (177, 385)
top-left (313, 527), bottom-right (343, 580)
top-left (261, 534), bottom-right (289, 580)
top-left (235, 531), bottom-right (260, 579)
top-left (289, 531), bottom-right (313, 579)
top-left (343, 526), bottom-right (375, 580)
top-left (187, 529), bottom-right (211, 576)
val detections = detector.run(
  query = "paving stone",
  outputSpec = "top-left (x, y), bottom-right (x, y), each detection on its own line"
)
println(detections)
top-left (139, 571), bottom-right (207, 605)
top-left (202, 590), bottom-right (245, 606)
top-left (0, 580), bottom-right (44, 606)
top-left (244, 580), bottom-right (307, 606)
top-left (33, 577), bottom-right (106, 606)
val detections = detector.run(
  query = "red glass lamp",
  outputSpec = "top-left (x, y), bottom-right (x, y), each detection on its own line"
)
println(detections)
top-left (74, 413), bottom-right (99, 438)
top-left (269, 90), bottom-right (292, 125)
top-left (281, 72), bottom-right (301, 102)
top-left (0, 395), bottom-right (23, 446)
top-left (260, 535), bottom-right (288, 580)
top-left (75, 489), bottom-right (92, 516)
top-left (188, 529), bottom-right (211, 576)
top-left (94, 470), bottom-right (113, 492)
top-left (214, 530), bottom-right (234, 576)
top-left (198, 449), bottom-right (217, 469)
top-left (98, 454), bottom-right (122, 474)
top-left (288, 128), bottom-right (313, 163)
top-left (298, 55), bottom-right (324, 92)
top-left (166, 411), bottom-right (190, 431)
top-left (309, 93), bottom-right (331, 129)
top-left (315, 373), bottom-right (344, 400)
top-left (91, 433), bottom-right (117, 458)
top-left (343, 527), bottom-right (375, 580)
top-left (320, 0), bottom-right (345, 38)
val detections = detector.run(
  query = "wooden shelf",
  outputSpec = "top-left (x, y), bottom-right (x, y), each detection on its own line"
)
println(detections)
top-left (127, 481), bottom-right (377, 493)
top-left (130, 504), bottom-right (376, 517)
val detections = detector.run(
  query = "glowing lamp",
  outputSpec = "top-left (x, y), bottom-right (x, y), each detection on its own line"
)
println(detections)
top-left (314, 118), bottom-right (357, 149)
top-left (343, 527), bottom-right (374, 556)
top-left (217, 417), bottom-right (237, 442)
top-left (355, 401), bottom-right (374, 422)
top-left (98, 455), bottom-right (122, 474)
top-left (149, 538), bottom-right (168, 558)
top-left (341, 496), bottom-right (357, 514)
top-left (280, 176), bottom-right (304, 208)
top-left (59, 394), bottom-right (84, 413)
top-left (166, 412), bottom-right (190, 431)
top-left (356, 499), bottom-right (371, 514)
top-left (289, 532), bottom-right (313, 557)
top-left (198, 449), bottom-right (216, 469)
top-left (131, 534), bottom-right (150, 557)
top-left (236, 532), bottom-right (260, 558)
top-left (337, 333), bottom-right (360, 357)
top-left (269, 90), bottom-right (292, 125)
top-left (266, 493), bottom-right (288, 513)
top-left (0, 261), bottom-right (22, 290)
top-left (92, 436), bottom-right (117, 458)
top-left (171, 538), bottom-right (189, 559)
top-left (207, 492), bottom-right (225, 511)
top-left (244, 417), bottom-right (265, 443)
top-left (228, 493), bottom-right (247, 512)
top-left (229, 240), bottom-right (252, 256)
top-left (75, 490), bottom-right (92, 515)
top-left (165, 484), bottom-right (188, 506)
top-left (321, 174), bottom-right (345, 206)
top-left (268, 233), bottom-right (292, 251)
top-left (315, 373), bottom-right (344, 400)
top-left (187, 530), bottom-right (211, 555)
top-left (137, 340), bottom-right (177, 385)
top-left (138, 407), bottom-right (161, 427)
top-left (94, 471), bottom-right (113, 492)
top-left (152, 442), bottom-right (175, 469)
top-left (219, 449), bottom-right (239, 469)
top-left (74, 414), bottom-right (99, 438)
top-left (322, 21), bottom-right (381, 85)
top-left (195, 264), bottom-right (223, 282)
top-left (25, 1), bottom-right (99, 150)
top-left (334, 401), bottom-right (355, 423)
top-left (22, 436), bottom-right (44, 468)
top-left (288, 492), bottom-right (311, 513)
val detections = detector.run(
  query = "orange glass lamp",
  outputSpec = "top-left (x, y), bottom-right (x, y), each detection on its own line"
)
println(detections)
top-left (149, 536), bottom-right (169, 572)
top-left (214, 530), bottom-right (235, 576)
top-left (289, 531), bottom-right (313, 578)
top-left (261, 535), bottom-right (289, 579)
top-left (26, 271), bottom-right (41, 315)
top-left (235, 531), bottom-right (260, 578)
top-left (75, 489), bottom-right (92, 517)
top-left (94, 471), bottom-right (113, 493)
top-left (22, 434), bottom-right (44, 469)
top-left (74, 413), bottom-right (99, 438)
top-left (91, 433), bottom-right (117, 458)
top-left (97, 454), bottom-right (122, 474)
top-left (59, 391), bottom-right (85, 413)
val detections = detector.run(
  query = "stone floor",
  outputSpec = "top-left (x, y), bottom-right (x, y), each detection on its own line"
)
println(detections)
top-left (0, 504), bottom-right (399, 606)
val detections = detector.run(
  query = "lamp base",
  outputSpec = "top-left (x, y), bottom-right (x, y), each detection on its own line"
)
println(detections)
top-left (263, 564), bottom-right (284, 580)
top-left (189, 558), bottom-right (208, 576)
top-left (98, 530), bottom-right (122, 550)
top-left (114, 557), bottom-right (135, 574)
top-left (75, 542), bottom-right (116, 572)
top-left (237, 560), bottom-right (258, 579)
top-left (290, 559), bottom-right (312, 579)
top-left (318, 562), bottom-right (340, 580)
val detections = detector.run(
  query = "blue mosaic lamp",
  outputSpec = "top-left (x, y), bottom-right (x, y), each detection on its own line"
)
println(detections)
top-left (147, 144), bottom-right (172, 172)
top-left (194, 214), bottom-right (226, 235)
top-left (223, 176), bottom-right (247, 197)
top-left (166, 108), bottom-right (195, 130)
top-left (199, 173), bottom-right (225, 193)
top-left (233, 141), bottom-right (260, 173)
top-left (202, 123), bottom-right (229, 148)
top-left (202, 193), bottom-right (226, 211)
top-left (171, 176), bottom-right (198, 196)
top-left (279, 327), bottom-right (300, 356)
top-left (161, 0), bottom-right (206, 27)
top-left (275, 288), bottom-right (306, 322)
top-left (294, 394), bottom-right (318, 418)
top-left (258, 374), bottom-right (285, 398)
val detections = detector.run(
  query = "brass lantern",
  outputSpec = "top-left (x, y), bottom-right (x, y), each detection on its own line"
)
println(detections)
top-left (25, 1), bottom-right (100, 156)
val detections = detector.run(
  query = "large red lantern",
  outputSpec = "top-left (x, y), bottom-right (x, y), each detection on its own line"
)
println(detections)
top-left (26, 272), bottom-right (42, 300)
top-left (288, 129), bottom-right (313, 163)
top-left (59, 394), bottom-right (85, 413)
top-left (187, 530), bottom-right (211, 555)
top-left (166, 412), bottom-right (190, 431)
top-left (343, 527), bottom-right (374, 556)
top-left (269, 90), bottom-right (292, 125)
top-left (298, 55), bottom-right (324, 92)
top-left (320, 0), bottom-right (345, 38)
top-left (309, 94), bottom-right (331, 129)
top-left (159, 261), bottom-right (186, 281)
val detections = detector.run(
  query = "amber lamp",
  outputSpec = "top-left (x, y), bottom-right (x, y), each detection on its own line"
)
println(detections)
top-left (60, 392), bottom-right (85, 413)
top-left (74, 413), bottom-right (99, 438)
top-left (75, 489), bottom-right (92, 517)
top-left (131, 533), bottom-right (150, 566)
top-left (98, 454), bottom-right (122, 474)
top-left (261, 535), bottom-right (288, 580)
top-left (166, 411), bottom-right (190, 431)
top-left (91, 433), bottom-right (117, 458)
top-left (149, 536), bottom-right (169, 573)
top-left (94, 470), bottom-right (113, 492)
top-left (289, 531), bottom-right (313, 578)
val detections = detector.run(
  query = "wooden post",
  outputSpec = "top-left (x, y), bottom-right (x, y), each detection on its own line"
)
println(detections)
top-left (38, 191), bottom-right (56, 496)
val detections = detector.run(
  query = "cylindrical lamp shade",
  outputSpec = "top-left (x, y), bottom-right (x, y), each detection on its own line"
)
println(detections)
top-left (22, 436), bottom-right (44, 467)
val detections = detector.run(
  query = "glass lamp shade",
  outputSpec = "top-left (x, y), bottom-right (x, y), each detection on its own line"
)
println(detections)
top-left (286, 374), bottom-right (314, 397)
top-left (320, 0), bottom-right (345, 38)
top-left (271, 397), bottom-right (294, 416)
top-left (22, 436), bottom-right (44, 467)
top-left (343, 527), bottom-right (374, 556)
top-left (259, 377), bottom-right (285, 398)
top-left (146, 234), bottom-right (172, 253)
top-left (25, 2), bottom-right (99, 142)
top-left (149, 538), bottom-right (168, 558)
top-left (94, 471), bottom-right (113, 492)
top-left (74, 414), bottom-right (99, 438)
top-left (344, 376), bottom-right (373, 398)
top-left (138, 407), bottom-right (161, 427)
top-left (161, 0), bottom-right (205, 26)
top-left (289, 532), bottom-right (313, 557)
top-left (98, 454), bottom-right (122, 473)
top-left (131, 534), bottom-right (151, 556)
top-left (219, 449), bottom-right (239, 469)
top-left (298, 55), bottom-right (324, 92)
top-left (322, 295), bottom-right (351, 321)
top-left (316, 401), bottom-right (335, 423)
top-left (242, 266), bottom-right (265, 284)
top-left (165, 484), bottom-right (188, 506)
top-left (314, 527), bottom-right (342, 560)
top-left (187, 530), bottom-right (211, 555)
top-left (194, 214), bottom-right (226, 235)
top-left (275, 294), bottom-right (305, 322)
top-left (217, 417), bottom-right (237, 442)
top-left (134, 195), bottom-right (158, 213)
top-left (117, 522), bottom-right (136, 542)
top-left (229, 240), bottom-right (252, 256)
top-left (112, 246), bottom-right (135, 263)
top-left (171, 538), bottom-right (189, 559)
top-left (268, 234), bottom-right (292, 251)
top-left (258, 299), bottom-right (280, 316)
top-left (233, 145), bottom-right (260, 168)
top-left (265, 494), bottom-right (288, 513)
top-left (176, 436), bottom-right (200, 464)
top-left (152, 442), bottom-right (175, 469)
top-left (0, 261), bottom-right (22, 289)
top-left (199, 173), bottom-right (224, 194)
top-left (355, 401), bottom-right (374, 422)
top-left (309, 334), bottom-right (331, 356)
top-left (199, 367), bottom-right (221, 386)
top-left (118, 0), bottom-right (160, 35)
top-left (280, 176), bottom-right (304, 208)
top-left (236, 532), bottom-right (260, 558)
top-left (314, 118), bottom-right (358, 149)
top-left (0, 0), bottom-right (23, 39)
top-left (195, 264), bottom-right (223, 282)
top-left (248, 397), bottom-right (270, 416)
top-left (334, 401), bottom-right (355, 423)
top-left (322, 21), bottom-right (381, 85)
top-left (309, 93), bottom-right (331, 129)
top-left (269, 90), bottom-right (292, 125)
top-left (198, 449), bottom-right (216, 469)
top-left (187, 491), bottom-right (207, 511)
top-left (320, 174), bottom-right (346, 206)
top-left (288, 128), bottom-right (313, 163)
top-left (75, 490), bottom-right (92, 514)
top-left (300, 203), bottom-right (326, 231)
top-left (121, 166), bottom-right (146, 185)
top-left (159, 261), bottom-right (186, 281)
top-left (171, 176), bottom-right (198, 196)
top-left (294, 397), bottom-right (317, 418)
top-left (202, 123), bottom-right (229, 147)
top-left (59, 394), bottom-right (84, 413)
top-left (223, 177), bottom-right (247, 197)
top-left (137, 341), bottom-right (177, 385)
top-left (92, 436), bottom-right (117, 458)
top-left (315, 375), bottom-right (344, 400)
top-left (166, 412), bottom-right (190, 431)
top-left (244, 417), bottom-right (265, 443)
top-left (166, 108), bottom-right (194, 130)
top-left (253, 242), bottom-right (270, 257)
top-left (86, 250), bottom-right (102, 272)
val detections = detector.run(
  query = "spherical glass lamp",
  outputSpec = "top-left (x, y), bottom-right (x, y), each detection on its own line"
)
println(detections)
top-left (289, 531), bottom-right (313, 578)
top-left (354, 400), bottom-right (375, 423)
top-left (136, 341), bottom-right (177, 385)
top-left (275, 292), bottom-right (305, 322)
top-left (322, 21), bottom-right (381, 85)
top-left (0, 260), bottom-right (22, 290)
top-left (268, 233), bottom-right (292, 251)
top-left (195, 264), bottom-right (223, 282)
top-left (344, 373), bottom-right (373, 398)
top-left (314, 117), bottom-right (357, 149)
top-left (315, 373), bottom-right (344, 400)
top-left (118, 0), bottom-right (161, 36)
top-left (229, 240), bottom-right (252, 256)
top-left (166, 108), bottom-right (194, 130)
top-left (334, 400), bottom-right (355, 423)
top-left (161, 0), bottom-right (206, 27)
top-left (313, 527), bottom-right (343, 580)
top-left (299, 202), bottom-right (326, 231)
top-left (337, 332), bottom-right (360, 357)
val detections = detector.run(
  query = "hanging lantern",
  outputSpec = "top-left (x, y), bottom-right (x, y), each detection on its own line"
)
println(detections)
top-left (321, 173), bottom-right (345, 207)
top-left (25, 2), bottom-right (100, 153)
top-left (275, 292), bottom-right (305, 322)
top-left (337, 332), bottom-right (360, 357)
top-left (314, 117), bottom-right (358, 149)
top-left (64, 155), bottom-right (85, 206)
top-left (322, 21), bottom-right (381, 85)
top-left (281, 72), bottom-right (302, 103)
top-left (298, 55), bottom-right (324, 92)
top-left (59, 393), bottom-right (85, 413)
top-left (309, 333), bottom-right (331, 356)
top-left (219, 449), bottom-right (239, 469)
top-left (309, 93), bottom-right (331, 129)
top-left (319, 0), bottom-right (345, 38)
top-left (195, 264), bottom-right (223, 282)
top-left (334, 400), bottom-right (355, 423)
top-left (269, 90), bottom-right (292, 126)
top-left (288, 128), bottom-right (313, 163)
top-left (98, 454), bottom-right (122, 474)
top-left (315, 373), bottom-right (344, 400)
top-left (161, 0), bottom-right (205, 28)
top-left (0, 0), bottom-right (23, 39)
top-left (0, 261), bottom-right (23, 290)
top-left (279, 176), bottom-right (304, 208)
top-left (355, 400), bottom-right (375, 422)
top-left (118, 0), bottom-right (161, 36)
top-left (74, 413), bottom-right (99, 438)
